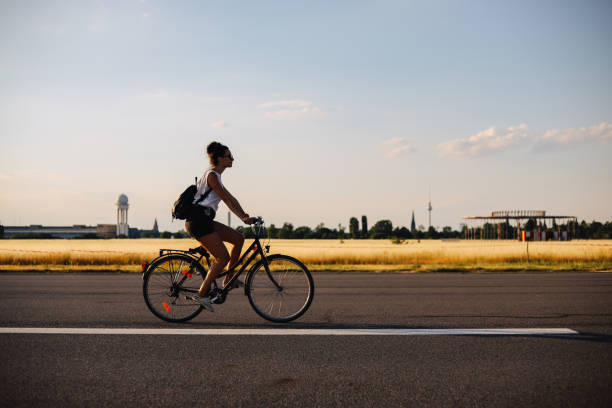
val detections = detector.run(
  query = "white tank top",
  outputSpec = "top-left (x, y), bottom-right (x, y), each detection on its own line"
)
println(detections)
top-left (193, 169), bottom-right (224, 212)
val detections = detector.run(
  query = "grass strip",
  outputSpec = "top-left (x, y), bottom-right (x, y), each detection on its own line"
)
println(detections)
top-left (1, 261), bottom-right (610, 273)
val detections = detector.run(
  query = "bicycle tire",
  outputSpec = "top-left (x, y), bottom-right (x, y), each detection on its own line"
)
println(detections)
top-left (143, 253), bottom-right (205, 323)
top-left (246, 254), bottom-right (314, 323)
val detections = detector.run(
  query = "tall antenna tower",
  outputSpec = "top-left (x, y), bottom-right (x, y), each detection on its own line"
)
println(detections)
top-left (427, 187), bottom-right (432, 230)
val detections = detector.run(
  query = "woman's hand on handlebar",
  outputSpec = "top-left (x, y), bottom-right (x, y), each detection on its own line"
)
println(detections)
top-left (242, 216), bottom-right (257, 225)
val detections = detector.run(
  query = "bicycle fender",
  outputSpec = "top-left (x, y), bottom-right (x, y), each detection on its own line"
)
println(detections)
top-left (142, 253), bottom-right (200, 280)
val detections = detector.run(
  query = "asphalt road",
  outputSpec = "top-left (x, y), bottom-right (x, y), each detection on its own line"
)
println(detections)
top-left (1, 272), bottom-right (611, 407)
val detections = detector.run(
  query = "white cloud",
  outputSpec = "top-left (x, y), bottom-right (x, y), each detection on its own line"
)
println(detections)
top-left (386, 144), bottom-right (414, 158)
top-left (383, 137), bottom-right (406, 146)
top-left (258, 100), bottom-right (311, 109)
top-left (437, 123), bottom-right (529, 157)
top-left (263, 107), bottom-right (322, 119)
top-left (258, 99), bottom-right (324, 119)
top-left (381, 137), bottom-right (414, 158)
top-left (539, 122), bottom-right (612, 147)
top-left (211, 121), bottom-right (228, 129)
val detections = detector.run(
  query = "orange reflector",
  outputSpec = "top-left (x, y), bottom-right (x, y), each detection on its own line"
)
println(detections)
top-left (141, 263), bottom-right (148, 272)
top-left (162, 302), bottom-right (171, 313)
top-left (182, 270), bottom-right (192, 279)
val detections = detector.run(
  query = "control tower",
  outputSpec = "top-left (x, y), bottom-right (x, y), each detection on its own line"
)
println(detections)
top-left (116, 194), bottom-right (129, 237)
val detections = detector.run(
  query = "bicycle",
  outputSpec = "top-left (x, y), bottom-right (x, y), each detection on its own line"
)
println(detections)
top-left (142, 217), bottom-right (314, 323)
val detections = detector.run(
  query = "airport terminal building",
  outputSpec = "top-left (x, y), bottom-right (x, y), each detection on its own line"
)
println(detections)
top-left (1, 194), bottom-right (134, 239)
top-left (1, 224), bottom-right (117, 239)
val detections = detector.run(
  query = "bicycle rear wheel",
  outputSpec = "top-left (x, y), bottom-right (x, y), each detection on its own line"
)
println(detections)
top-left (246, 254), bottom-right (314, 322)
top-left (143, 254), bottom-right (205, 323)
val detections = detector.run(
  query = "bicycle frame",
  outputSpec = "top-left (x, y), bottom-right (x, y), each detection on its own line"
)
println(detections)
top-left (156, 234), bottom-right (280, 298)
top-left (216, 235), bottom-right (272, 292)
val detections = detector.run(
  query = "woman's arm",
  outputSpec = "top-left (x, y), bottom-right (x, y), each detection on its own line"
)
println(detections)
top-left (207, 173), bottom-right (252, 223)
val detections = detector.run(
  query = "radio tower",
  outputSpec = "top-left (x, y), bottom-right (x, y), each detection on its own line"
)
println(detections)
top-left (427, 188), bottom-right (432, 230)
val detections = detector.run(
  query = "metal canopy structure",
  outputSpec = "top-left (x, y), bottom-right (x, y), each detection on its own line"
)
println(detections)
top-left (462, 210), bottom-right (577, 240)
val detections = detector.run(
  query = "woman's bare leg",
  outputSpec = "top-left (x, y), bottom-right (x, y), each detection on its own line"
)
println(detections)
top-left (195, 231), bottom-right (230, 297)
top-left (213, 221), bottom-right (245, 285)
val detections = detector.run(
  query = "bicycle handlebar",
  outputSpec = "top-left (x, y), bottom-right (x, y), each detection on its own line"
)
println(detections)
top-left (250, 216), bottom-right (265, 237)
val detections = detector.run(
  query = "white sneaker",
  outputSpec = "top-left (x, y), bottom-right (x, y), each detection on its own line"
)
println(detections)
top-left (189, 294), bottom-right (214, 312)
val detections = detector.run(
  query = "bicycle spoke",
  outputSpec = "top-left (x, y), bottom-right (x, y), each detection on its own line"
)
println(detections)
top-left (143, 254), bottom-right (205, 323)
top-left (247, 255), bottom-right (313, 322)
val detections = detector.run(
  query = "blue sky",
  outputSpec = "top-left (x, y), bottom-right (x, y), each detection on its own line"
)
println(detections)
top-left (1, 0), bottom-right (611, 232)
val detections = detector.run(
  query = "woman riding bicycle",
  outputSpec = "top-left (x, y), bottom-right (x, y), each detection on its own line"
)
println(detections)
top-left (186, 141), bottom-right (256, 311)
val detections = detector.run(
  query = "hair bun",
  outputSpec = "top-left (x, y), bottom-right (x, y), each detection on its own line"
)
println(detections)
top-left (207, 141), bottom-right (222, 154)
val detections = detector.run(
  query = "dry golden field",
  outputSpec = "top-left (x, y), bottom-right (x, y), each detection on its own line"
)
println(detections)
top-left (1, 238), bottom-right (611, 272)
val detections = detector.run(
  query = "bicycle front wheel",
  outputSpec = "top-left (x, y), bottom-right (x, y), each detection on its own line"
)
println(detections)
top-left (246, 254), bottom-right (314, 322)
top-left (143, 254), bottom-right (205, 323)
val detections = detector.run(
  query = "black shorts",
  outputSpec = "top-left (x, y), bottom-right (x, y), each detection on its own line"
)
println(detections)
top-left (185, 206), bottom-right (216, 239)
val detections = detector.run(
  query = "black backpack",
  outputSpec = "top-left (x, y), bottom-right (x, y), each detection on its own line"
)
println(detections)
top-left (171, 177), bottom-right (212, 220)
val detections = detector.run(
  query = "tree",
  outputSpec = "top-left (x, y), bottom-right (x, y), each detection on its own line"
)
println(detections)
top-left (524, 218), bottom-right (537, 231)
top-left (590, 221), bottom-right (604, 238)
top-left (235, 226), bottom-right (255, 239)
top-left (370, 220), bottom-right (393, 239)
top-left (337, 224), bottom-right (346, 239)
top-left (292, 226), bottom-right (312, 239)
top-left (160, 231), bottom-right (172, 238)
top-left (361, 215), bottom-right (368, 238)
top-left (308, 223), bottom-right (334, 239)
top-left (393, 226), bottom-right (412, 239)
top-left (349, 217), bottom-right (359, 239)
top-left (426, 226), bottom-right (439, 239)
top-left (267, 224), bottom-right (279, 239)
top-left (279, 223), bottom-right (294, 239)
top-left (173, 230), bottom-right (189, 238)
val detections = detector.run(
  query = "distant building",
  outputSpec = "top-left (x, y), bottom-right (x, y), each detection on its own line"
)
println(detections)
top-left (1, 224), bottom-right (116, 239)
top-left (0, 193), bottom-right (143, 239)
top-left (463, 210), bottom-right (577, 241)
top-left (128, 227), bottom-right (141, 238)
top-left (98, 224), bottom-right (117, 238)
top-left (410, 210), bottom-right (416, 232)
top-left (116, 194), bottom-right (129, 236)
top-left (139, 219), bottom-right (160, 238)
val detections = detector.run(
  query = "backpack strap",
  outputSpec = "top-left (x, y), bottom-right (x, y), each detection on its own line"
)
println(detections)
top-left (194, 170), bottom-right (214, 205)
top-left (194, 186), bottom-right (212, 205)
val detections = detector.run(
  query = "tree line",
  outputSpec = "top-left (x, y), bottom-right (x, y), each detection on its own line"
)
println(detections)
top-left (573, 220), bottom-right (612, 239)
top-left (2, 219), bottom-right (611, 240)
top-left (236, 215), bottom-right (463, 240)
top-left (236, 217), bottom-right (612, 240)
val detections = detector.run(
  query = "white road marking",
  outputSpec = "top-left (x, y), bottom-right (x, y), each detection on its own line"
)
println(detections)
top-left (0, 327), bottom-right (579, 336)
